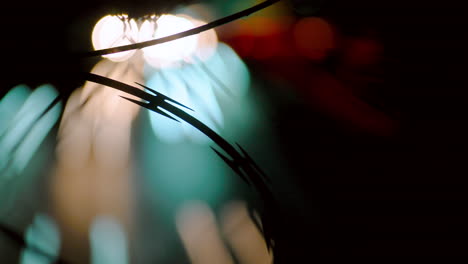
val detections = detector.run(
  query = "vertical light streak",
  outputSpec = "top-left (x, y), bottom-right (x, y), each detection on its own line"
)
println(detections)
top-left (221, 201), bottom-right (273, 264)
top-left (90, 216), bottom-right (129, 264)
top-left (0, 85), bottom-right (60, 177)
top-left (0, 84), bottom-right (61, 190)
top-left (0, 85), bottom-right (31, 136)
top-left (176, 201), bottom-right (234, 264)
top-left (51, 57), bottom-right (143, 256)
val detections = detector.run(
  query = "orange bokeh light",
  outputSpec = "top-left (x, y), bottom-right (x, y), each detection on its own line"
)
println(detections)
top-left (293, 17), bottom-right (335, 61)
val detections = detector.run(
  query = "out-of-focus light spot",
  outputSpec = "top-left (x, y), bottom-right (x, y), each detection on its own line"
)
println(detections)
top-left (0, 84), bottom-right (61, 179)
top-left (0, 85), bottom-right (31, 136)
top-left (92, 15), bottom-right (139, 62)
top-left (90, 216), bottom-right (129, 264)
top-left (52, 59), bottom-right (139, 241)
top-left (181, 65), bottom-right (223, 126)
top-left (145, 70), bottom-right (191, 143)
top-left (14, 91), bottom-right (61, 175)
top-left (20, 214), bottom-right (60, 264)
top-left (176, 201), bottom-right (234, 264)
top-left (202, 43), bottom-right (250, 97)
top-left (189, 17), bottom-right (218, 62)
top-left (293, 17), bottom-right (335, 61)
top-left (141, 15), bottom-right (199, 68)
top-left (221, 201), bottom-right (273, 264)
top-left (222, 16), bottom-right (295, 60)
top-left (244, 16), bottom-right (283, 37)
top-left (140, 138), bottom-right (232, 208)
top-left (144, 42), bottom-right (250, 144)
top-left (80, 59), bottom-right (142, 126)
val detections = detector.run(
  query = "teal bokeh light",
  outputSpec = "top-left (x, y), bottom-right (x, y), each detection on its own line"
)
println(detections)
top-left (0, 84), bottom-right (62, 179)
top-left (20, 214), bottom-right (60, 264)
top-left (90, 216), bottom-right (129, 264)
top-left (0, 85), bottom-right (31, 136)
top-left (201, 43), bottom-right (250, 98)
top-left (139, 133), bottom-right (233, 209)
top-left (144, 42), bottom-right (250, 145)
top-left (138, 42), bottom-right (254, 209)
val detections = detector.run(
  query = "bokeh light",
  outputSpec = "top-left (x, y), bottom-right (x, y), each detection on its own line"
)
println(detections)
top-left (293, 17), bottom-right (335, 61)
top-left (52, 58), bottom-right (141, 247)
top-left (144, 42), bottom-right (250, 144)
top-left (92, 15), bottom-right (139, 62)
top-left (176, 201), bottom-right (234, 264)
top-left (198, 43), bottom-right (251, 98)
top-left (90, 216), bottom-right (129, 264)
top-left (0, 84), bottom-right (62, 180)
top-left (140, 15), bottom-right (199, 68)
top-left (189, 17), bottom-right (218, 62)
top-left (0, 85), bottom-right (31, 136)
top-left (20, 214), bottom-right (60, 264)
top-left (174, 200), bottom-right (272, 264)
top-left (221, 201), bottom-right (273, 264)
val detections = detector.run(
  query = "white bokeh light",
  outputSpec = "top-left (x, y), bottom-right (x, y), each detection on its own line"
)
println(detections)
top-left (140, 15), bottom-right (199, 68)
top-left (92, 15), bottom-right (139, 62)
top-left (185, 18), bottom-right (218, 63)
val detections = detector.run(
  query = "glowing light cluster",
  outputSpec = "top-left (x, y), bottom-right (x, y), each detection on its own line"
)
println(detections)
top-left (145, 43), bottom-right (250, 144)
top-left (92, 15), bottom-right (139, 62)
top-left (92, 14), bottom-right (218, 67)
top-left (140, 15), bottom-right (199, 68)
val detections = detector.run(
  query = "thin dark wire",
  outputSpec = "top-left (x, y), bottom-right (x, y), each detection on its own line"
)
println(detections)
top-left (80, 0), bottom-right (282, 58)
top-left (1, 0), bottom-right (283, 260)
top-left (83, 72), bottom-right (277, 250)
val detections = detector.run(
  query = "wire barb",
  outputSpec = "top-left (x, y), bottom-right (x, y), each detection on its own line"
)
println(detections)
top-left (85, 73), bottom-right (278, 251)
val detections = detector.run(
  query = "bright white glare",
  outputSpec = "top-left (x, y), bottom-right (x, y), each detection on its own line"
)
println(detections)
top-left (141, 15), bottom-right (199, 68)
top-left (91, 12), bottom-right (218, 65)
top-left (20, 214), bottom-right (61, 264)
top-left (90, 216), bottom-right (129, 264)
top-left (92, 15), bottom-right (138, 62)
